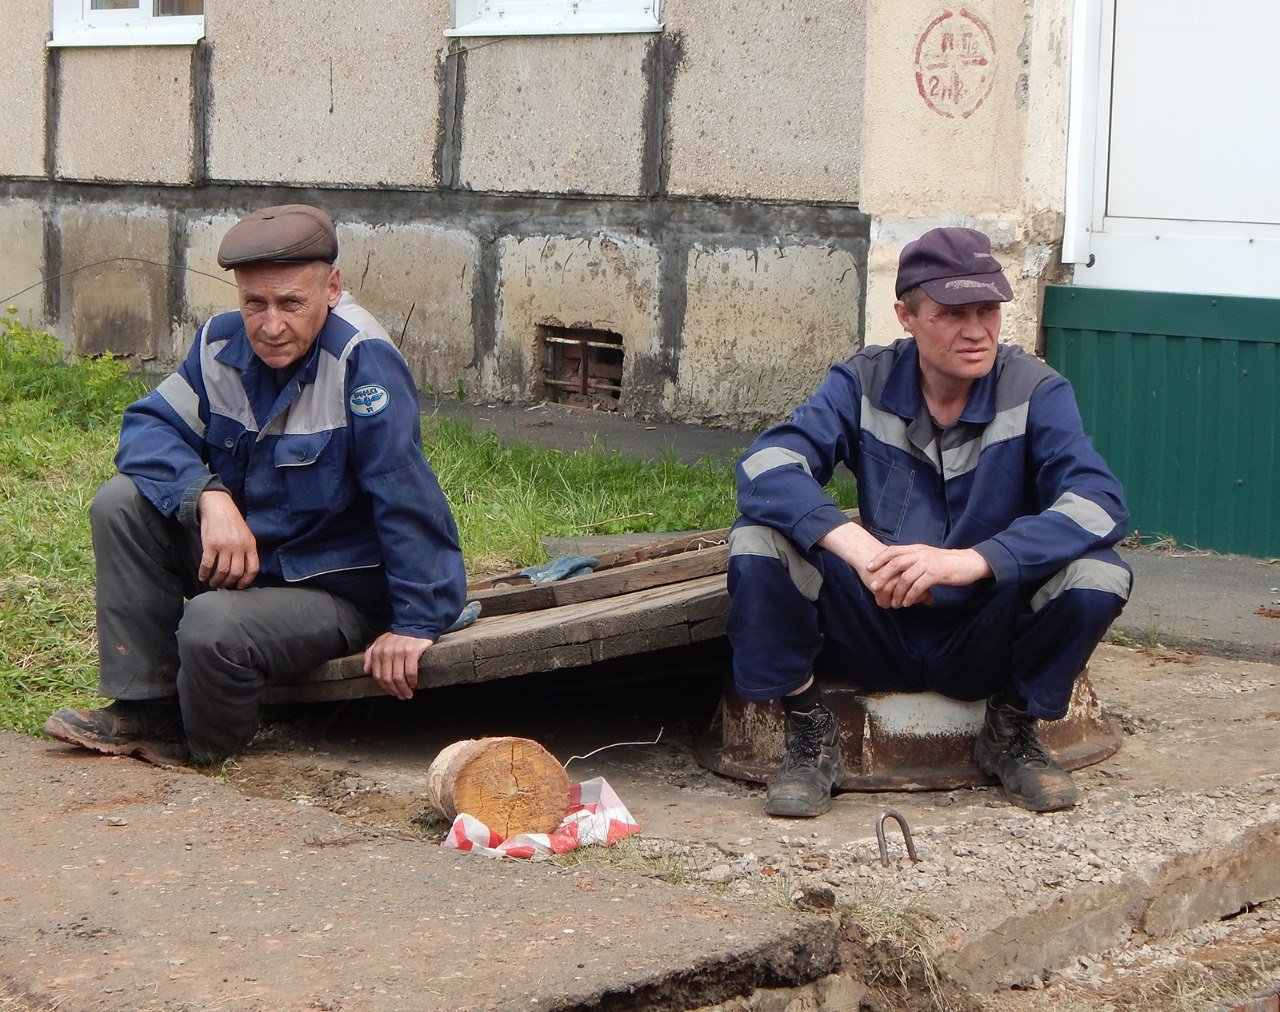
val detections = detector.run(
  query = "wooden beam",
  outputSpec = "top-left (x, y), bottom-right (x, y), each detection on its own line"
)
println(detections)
top-left (262, 573), bottom-right (728, 705)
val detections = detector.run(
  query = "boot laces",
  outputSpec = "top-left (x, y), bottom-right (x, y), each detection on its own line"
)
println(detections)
top-left (1007, 719), bottom-right (1051, 768)
top-left (784, 709), bottom-right (830, 768)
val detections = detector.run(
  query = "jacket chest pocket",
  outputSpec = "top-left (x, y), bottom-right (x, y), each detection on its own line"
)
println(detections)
top-left (273, 431), bottom-right (347, 511)
top-left (861, 449), bottom-right (915, 540)
top-left (205, 415), bottom-right (250, 496)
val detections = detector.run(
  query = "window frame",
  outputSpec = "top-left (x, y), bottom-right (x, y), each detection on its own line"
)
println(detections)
top-left (446, 0), bottom-right (662, 38)
top-left (1063, 0), bottom-right (1280, 298)
top-left (49, 0), bottom-right (205, 48)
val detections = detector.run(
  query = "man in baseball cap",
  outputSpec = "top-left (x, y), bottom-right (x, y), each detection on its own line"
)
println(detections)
top-left (725, 226), bottom-right (1131, 818)
top-left (46, 204), bottom-right (467, 767)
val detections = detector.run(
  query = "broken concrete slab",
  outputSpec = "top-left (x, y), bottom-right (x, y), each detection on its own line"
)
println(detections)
top-left (0, 730), bottom-right (838, 1011)
top-left (239, 641), bottom-right (1280, 1005)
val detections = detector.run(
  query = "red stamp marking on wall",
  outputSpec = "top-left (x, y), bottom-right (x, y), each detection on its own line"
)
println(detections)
top-left (915, 9), bottom-right (997, 119)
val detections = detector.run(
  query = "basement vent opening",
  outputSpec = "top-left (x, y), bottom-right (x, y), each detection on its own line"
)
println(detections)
top-left (539, 326), bottom-right (623, 411)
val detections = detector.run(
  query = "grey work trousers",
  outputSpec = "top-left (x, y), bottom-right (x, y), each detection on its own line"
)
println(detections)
top-left (91, 475), bottom-right (383, 762)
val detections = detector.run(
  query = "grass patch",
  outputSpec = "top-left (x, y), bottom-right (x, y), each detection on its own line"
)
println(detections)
top-left (547, 835), bottom-right (701, 885)
top-left (0, 311), bottom-right (857, 737)
top-left (424, 416), bottom-right (743, 575)
top-left (0, 309), bottom-right (147, 737)
top-left (844, 886), bottom-right (949, 1005)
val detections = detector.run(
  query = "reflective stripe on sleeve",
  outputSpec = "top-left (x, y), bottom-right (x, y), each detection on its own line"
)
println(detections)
top-left (740, 446), bottom-right (813, 482)
top-left (1046, 491), bottom-right (1117, 539)
top-left (154, 373), bottom-right (205, 439)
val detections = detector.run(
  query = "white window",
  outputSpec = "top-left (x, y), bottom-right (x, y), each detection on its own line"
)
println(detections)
top-left (1064, 0), bottom-right (1280, 298)
top-left (50, 0), bottom-right (205, 47)
top-left (447, 0), bottom-right (662, 38)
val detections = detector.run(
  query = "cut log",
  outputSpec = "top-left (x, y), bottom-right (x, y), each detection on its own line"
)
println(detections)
top-left (425, 737), bottom-right (571, 838)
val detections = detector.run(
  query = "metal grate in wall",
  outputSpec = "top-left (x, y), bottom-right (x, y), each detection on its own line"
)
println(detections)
top-left (539, 326), bottom-right (623, 411)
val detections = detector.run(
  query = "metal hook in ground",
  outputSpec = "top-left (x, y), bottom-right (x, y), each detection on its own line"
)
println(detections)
top-left (876, 810), bottom-right (919, 866)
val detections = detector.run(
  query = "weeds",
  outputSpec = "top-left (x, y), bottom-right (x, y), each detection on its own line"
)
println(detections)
top-left (0, 310), bottom-right (145, 736)
top-left (1138, 620), bottom-right (1182, 651)
top-left (843, 886), bottom-right (955, 1008)
top-left (548, 835), bottom-right (701, 885)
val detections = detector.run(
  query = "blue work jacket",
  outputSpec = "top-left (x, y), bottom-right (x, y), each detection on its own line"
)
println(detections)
top-left (736, 338), bottom-right (1129, 607)
top-left (116, 293), bottom-right (466, 640)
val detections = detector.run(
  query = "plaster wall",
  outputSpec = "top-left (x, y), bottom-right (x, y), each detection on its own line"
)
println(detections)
top-left (675, 243), bottom-right (861, 426)
top-left (861, 0), bottom-right (1028, 216)
top-left (182, 216), bottom-right (480, 396)
top-left (57, 204), bottom-right (171, 361)
top-left (180, 214), bottom-right (241, 364)
top-left (457, 36), bottom-right (649, 196)
top-left (55, 48), bottom-right (194, 184)
top-left (0, 0), bottom-right (48, 179)
top-left (664, 0), bottom-right (865, 203)
top-left (488, 234), bottom-right (661, 409)
top-left (0, 202), bottom-right (47, 326)
top-left (336, 222), bottom-right (478, 397)
top-left (207, 2), bottom-right (446, 187)
top-left (858, 0), bottom-right (1073, 351)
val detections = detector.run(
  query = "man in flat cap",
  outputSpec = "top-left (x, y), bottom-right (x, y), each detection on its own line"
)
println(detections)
top-left (727, 226), bottom-right (1131, 818)
top-left (45, 204), bottom-right (467, 765)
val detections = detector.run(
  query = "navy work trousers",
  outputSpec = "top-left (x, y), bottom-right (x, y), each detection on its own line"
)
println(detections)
top-left (725, 523), bottom-right (1131, 721)
top-left (91, 475), bottom-right (384, 761)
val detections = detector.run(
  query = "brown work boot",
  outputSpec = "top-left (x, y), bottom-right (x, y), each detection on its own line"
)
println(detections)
top-left (45, 699), bottom-right (188, 767)
top-left (765, 704), bottom-right (846, 818)
top-left (973, 696), bottom-right (1078, 812)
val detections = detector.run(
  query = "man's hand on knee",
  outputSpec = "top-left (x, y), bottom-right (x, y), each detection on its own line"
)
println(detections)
top-left (865, 544), bottom-right (992, 608)
top-left (198, 490), bottom-right (259, 589)
top-left (364, 631), bottom-right (435, 700)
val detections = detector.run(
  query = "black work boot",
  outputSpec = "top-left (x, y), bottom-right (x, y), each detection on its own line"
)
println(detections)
top-left (973, 696), bottom-right (1078, 812)
top-left (765, 704), bottom-right (845, 818)
top-left (45, 699), bottom-right (189, 767)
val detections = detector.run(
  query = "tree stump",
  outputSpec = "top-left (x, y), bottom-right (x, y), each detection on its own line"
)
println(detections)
top-left (426, 737), bottom-right (571, 838)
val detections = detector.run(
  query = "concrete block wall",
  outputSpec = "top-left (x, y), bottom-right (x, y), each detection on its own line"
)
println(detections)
top-left (0, 0), bottom-right (1073, 426)
top-left (0, 202), bottom-right (47, 326)
top-left (56, 204), bottom-right (173, 360)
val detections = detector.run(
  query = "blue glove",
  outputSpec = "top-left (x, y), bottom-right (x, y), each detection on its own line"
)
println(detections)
top-left (519, 555), bottom-right (600, 586)
top-left (443, 600), bottom-right (481, 634)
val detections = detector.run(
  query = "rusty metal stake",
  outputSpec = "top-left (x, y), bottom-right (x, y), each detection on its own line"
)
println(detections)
top-left (876, 810), bottom-right (919, 866)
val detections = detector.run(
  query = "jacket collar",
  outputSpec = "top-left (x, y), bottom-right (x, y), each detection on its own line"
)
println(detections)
top-left (212, 317), bottom-right (328, 385)
top-left (880, 338), bottom-right (1000, 428)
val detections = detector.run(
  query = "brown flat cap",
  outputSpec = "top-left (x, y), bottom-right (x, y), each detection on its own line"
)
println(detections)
top-left (217, 204), bottom-right (338, 269)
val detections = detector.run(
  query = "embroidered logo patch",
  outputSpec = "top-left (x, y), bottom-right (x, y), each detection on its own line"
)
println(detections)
top-left (349, 384), bottom-right (390, 417)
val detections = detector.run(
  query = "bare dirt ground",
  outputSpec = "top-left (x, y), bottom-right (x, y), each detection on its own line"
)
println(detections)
top-left (181, 639), bottom-right (1280, 1010)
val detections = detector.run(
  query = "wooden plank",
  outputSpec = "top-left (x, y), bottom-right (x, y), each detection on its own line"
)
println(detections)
top-left (470, 594), bottom-right (637, 659)
top-left (285, 630), bottom-right (480, 685)
top-left (469, 643), bottom-right (596, 683)
top-left (463, 543), bottom-right (727, 618)
top-left (465, 528), bottom-right (730, 591)
top-left (268, 574), bottom-right (731, 703)
top-left (592, 624), bottom-right (691, 663)
top-left (465, 583), bottom-right (557, 617)
top-left (687, 583), bottom-right (730, 623)
top-left (689, 616), bottom-right (727, 642)
top-left (549, 545), bottom-right (727, 606)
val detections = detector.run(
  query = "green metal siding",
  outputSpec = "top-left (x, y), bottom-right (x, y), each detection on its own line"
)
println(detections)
top-left (1044, 286), bottom-right (1279, 558)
